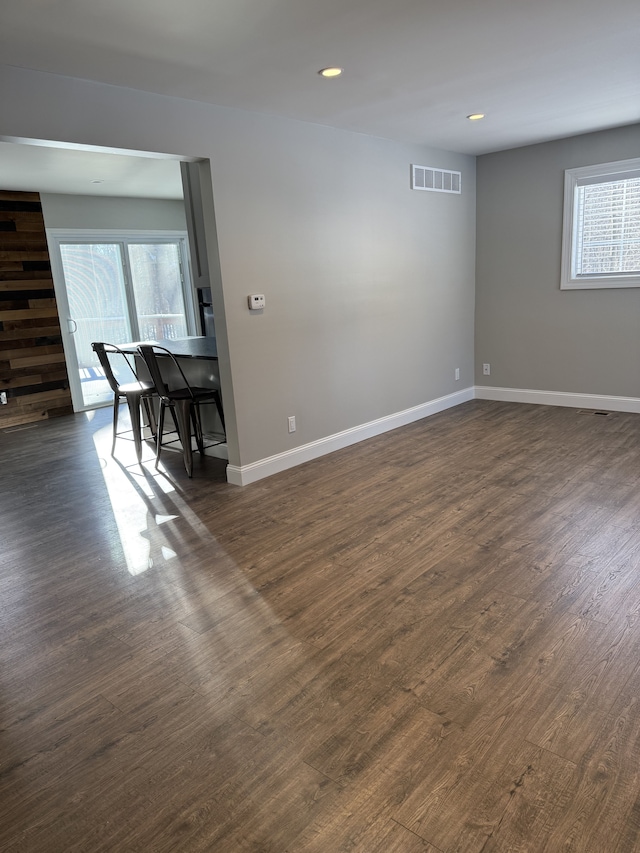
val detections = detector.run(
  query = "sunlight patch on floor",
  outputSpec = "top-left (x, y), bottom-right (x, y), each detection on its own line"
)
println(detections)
top-left (92, 419), bottom-right (178, 574)
top-left (88, 410), bottom-right (298, 685)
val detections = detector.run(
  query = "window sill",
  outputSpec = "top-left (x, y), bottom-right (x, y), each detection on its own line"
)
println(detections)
top-left (561, 275), bottom-right (640, 291)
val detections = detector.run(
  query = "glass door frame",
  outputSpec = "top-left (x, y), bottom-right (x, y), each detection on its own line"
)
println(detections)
top-left (47, 228), bottom-right (197, 411)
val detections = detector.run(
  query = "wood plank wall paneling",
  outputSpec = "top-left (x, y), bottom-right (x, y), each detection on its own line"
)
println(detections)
top-left (0, 190), bottom-right (72, 427)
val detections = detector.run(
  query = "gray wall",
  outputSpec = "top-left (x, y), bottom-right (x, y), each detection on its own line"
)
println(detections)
top-left (476, 123), bottom-right (640, 397)
top-left (212, 115), bottom-right (476, 464)
top-left (40, 193), bottom-right (187, 231)
top-left (0, 64), bottom-right (476, 470)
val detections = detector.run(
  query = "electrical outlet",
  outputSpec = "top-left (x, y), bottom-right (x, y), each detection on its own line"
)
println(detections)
top-left (288, 415), bottom-right (296, 433)
top-left (0, 391), bottom-right (7, 405)
top-left (455, 368), bottom-right (460, 381)
top-left (483, 363), bottom-right (491, 376)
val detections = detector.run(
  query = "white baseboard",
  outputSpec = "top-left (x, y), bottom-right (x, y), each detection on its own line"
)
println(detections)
top-left (226, 386), bottom-right (475, 486)
top-left (475, 385), bottom-right (640, 414)
top-left (225, 383), bottom-right (640, 486)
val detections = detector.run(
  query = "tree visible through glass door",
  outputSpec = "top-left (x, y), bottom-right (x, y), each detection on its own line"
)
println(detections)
top-left (128, 243), bottom-right (188, 342)
top-left (59, 243), bottom-right (132, 408)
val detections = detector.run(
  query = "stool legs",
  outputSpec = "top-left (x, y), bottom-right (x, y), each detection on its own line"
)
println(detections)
top-left (111, 392), bottom-right (154, 463)
top-left (173, 398), bottom-right (195, 477)
top-left (154, 400), bottom-right (205, 478)
top-left (111, 394), bottom-right (121, 456)
top-left (155, 403), bottom-right (166, 470)
top-left (126, 392), bottom-right (144, 462)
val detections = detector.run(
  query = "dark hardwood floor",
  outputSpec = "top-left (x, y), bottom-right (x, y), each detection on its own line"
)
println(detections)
top-left (3, 400), bottom-right (640, 851)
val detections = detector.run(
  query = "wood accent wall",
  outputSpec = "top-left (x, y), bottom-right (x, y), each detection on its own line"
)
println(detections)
top-left (0, 190), bottom-right (72, 428)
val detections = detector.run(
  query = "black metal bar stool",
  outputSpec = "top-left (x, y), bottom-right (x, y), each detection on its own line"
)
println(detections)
top-left (138, 344), bottom-right (225, 477)
top-left (91, 342), bottom-right (157, 462)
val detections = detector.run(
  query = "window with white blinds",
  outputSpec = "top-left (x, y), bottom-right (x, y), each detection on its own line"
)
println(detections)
top-left (561, 158), bottom-right (640, 289)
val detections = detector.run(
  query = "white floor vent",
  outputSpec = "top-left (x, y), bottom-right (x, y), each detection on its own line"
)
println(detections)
top-left (411, 164), bottom-right (461, 194)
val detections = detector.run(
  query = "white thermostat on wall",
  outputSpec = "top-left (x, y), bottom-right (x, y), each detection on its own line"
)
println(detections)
top-left (248, 294), bottom-right (265, 310)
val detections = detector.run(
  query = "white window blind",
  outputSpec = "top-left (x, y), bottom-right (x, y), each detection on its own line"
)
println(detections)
top-left (561, 158), bottom-right (640, 290)
top-left (574, 175), bottom-right (640, 277)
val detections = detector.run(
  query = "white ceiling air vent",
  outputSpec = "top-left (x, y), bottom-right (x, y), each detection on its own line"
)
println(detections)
top-left (411, 164), bottom-right (461, 194)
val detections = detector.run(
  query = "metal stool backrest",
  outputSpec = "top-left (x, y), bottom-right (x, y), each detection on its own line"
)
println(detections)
top-left (138, 344), bottom-right (196, 401)
top-left (91, 342), bottom-right (144, 393)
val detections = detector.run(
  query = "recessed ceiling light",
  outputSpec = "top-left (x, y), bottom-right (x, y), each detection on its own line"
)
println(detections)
top-left (90, 179), bottom-right (104, 184)
top-left (466, 113), bottom-right (485, 121)
top-left (318, 67), bottom-right (343, 78)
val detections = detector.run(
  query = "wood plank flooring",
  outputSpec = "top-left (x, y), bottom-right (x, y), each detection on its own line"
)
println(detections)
top-left (3, 400), bottom-right (640, 851)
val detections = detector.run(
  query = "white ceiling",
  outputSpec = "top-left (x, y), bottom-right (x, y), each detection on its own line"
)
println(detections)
top-left (0, 142), bottom-right (185, 200)
top-left (1, 0), bottom-right (639, 196)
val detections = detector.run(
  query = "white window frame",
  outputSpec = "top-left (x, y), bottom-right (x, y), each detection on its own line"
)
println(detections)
top-left (47, 229), bottom-right (197, 410)
top-left (48, 228), bottom-right (197, 335)
top-left (561, 157), bottom-right (640, 290)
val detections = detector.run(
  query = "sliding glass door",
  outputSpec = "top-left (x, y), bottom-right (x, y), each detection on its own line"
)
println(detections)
top-left (49, 231), bottom-right (195, 410)
top-left (59, 242), bottom-right (132, 409)
top-left (127, 243), bottom-right (189, 342)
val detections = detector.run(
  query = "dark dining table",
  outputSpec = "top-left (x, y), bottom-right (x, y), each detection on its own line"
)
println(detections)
top-left (119, 335), bottom-right (219, 360)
